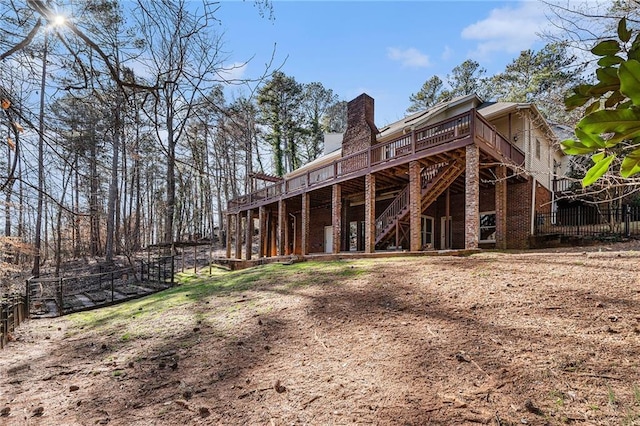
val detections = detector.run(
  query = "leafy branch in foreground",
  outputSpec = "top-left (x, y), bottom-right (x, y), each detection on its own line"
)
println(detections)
top-left (562, 18), bottom-right (640, 186)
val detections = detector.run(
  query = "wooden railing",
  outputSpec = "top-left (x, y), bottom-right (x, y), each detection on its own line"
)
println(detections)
top-left (228, 110), bottom-right (524, 212)
top-left (474, 113), bottom-right (525, 166)
top-left (375, 186), bottom-right (410, 241)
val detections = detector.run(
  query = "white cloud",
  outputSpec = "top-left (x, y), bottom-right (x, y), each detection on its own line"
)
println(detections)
top-left (387, 47), bottom-right (431, 68)
top-left (461, 1), bottom-right (549, 59)
top-left (216, 62), bottom-right (248, 83)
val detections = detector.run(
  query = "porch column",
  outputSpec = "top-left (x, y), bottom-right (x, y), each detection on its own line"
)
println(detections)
top-left (495, 165), bottom-right (507, 249)
top-left (365, 173), bottom-right (376, 253)
top-left (277, 200), bottom-right (289, 256)
top-left (445, 187), bottom-right (451, 249)
top-left (234, 212), bottom-right (242, 260)
top-left (332, 184), bottom-right (342, 254)
top-left (409, 161), bottom-right (422, 251)
top-left (245, 209), bottom-right (253, 260)
top-left (301, 193), bottom-right (310, 255)
top-left (341, 200), bottom-right (349, 251)
top-left (225, 214), bottom-right (231, 259)
top-left (465, 144), bottom-right (480, 249)
top-left (270, 212), bottom-right (277, 256)
top-left (258, 206), bottom-right (265, 258)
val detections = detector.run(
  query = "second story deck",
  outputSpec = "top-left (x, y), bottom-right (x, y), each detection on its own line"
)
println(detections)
top-left (227, 109), bottom-right (525, 214)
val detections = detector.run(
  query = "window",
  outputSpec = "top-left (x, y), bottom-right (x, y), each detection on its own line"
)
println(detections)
top-left (480, 211), bottom-right (496, 242)
top-left (535, 138), bottom-right (541, 159)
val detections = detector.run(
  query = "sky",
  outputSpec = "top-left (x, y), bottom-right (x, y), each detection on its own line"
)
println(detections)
top-left (213, 0), bottom-right (557, 126)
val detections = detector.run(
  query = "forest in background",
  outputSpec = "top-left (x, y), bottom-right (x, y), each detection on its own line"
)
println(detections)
top-left (0, 0), bottom-right (638, 279)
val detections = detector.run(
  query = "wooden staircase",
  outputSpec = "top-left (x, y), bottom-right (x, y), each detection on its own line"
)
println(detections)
top-left (375, 160), bottom-right (464, 248)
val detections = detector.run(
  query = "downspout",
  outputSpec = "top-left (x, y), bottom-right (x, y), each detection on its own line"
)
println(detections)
top-left (530, 177), bottom-right (537, 236)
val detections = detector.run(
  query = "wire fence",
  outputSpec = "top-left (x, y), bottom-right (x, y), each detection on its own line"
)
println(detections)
top-left (535, 204), bottom-right (640, 239)
top-left (26, 255), bottom-right (176, 317)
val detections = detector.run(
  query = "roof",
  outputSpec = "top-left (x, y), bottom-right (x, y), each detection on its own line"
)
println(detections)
top-left (285, 93), bottom-right (558, 178)
top-left (378, 93), bottom-right (483, 140)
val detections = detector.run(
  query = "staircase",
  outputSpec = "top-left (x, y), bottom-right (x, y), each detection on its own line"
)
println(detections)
top-left (375, 160), bottom-right (464, 248)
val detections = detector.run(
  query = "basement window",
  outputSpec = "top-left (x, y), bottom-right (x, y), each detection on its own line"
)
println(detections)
top-left (480, 211), bottom-right (496, 243)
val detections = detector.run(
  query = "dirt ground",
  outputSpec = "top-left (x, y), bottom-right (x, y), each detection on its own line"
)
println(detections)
top-left (2, 242), bottom-right (640, 425)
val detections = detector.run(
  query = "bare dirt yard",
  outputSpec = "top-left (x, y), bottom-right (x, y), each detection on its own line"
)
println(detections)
top-left (2, 243), bottom-right (640, 425)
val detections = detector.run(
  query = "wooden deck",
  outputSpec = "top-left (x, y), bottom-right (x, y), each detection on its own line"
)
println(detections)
top-left (227, 109), bottom-right (524, 214)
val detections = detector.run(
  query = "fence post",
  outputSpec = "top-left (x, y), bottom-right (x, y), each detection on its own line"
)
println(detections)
top-left (577, 206), bottom-right (581, 236)
top-left (1, 303), bottom-right (6, 349)
top-left (25, 279), bottom-right (30, 319)
top-left (111, 271), bottom-right (115, 303)
top-left (194, 244), bottom-right (197, 273)
top-left (171, 255), bottom-right (175, 286)
top-left (58, 278), bottom-right (63, 316)
top-left (625, 204), bottom-right (631, 237)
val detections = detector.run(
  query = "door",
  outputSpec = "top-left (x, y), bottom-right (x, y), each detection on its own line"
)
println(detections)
top-left (421, 216), bottom-right (434, 249)
top-left (324, 226), bottom-right (333, 253)
top-left (440, 216), bottom-right (451, 249)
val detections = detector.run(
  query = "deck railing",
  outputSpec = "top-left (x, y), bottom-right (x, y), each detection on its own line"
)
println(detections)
top-left (228, 110), bottom-right (524, 212)
top-left (375, 186), bottom-right (410, 241)
top-left (535, 205), bottom-right (640, 238)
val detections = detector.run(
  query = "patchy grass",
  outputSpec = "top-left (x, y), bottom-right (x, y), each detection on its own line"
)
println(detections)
top-left (4, 250), bottom-right (640, 426)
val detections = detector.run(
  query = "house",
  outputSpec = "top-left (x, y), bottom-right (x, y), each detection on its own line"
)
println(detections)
top-left (224, 93), bottom-right (561, 260)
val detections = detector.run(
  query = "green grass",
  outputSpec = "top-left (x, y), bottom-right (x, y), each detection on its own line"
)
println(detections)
top-left (66, 259), bottom-right (372, 335)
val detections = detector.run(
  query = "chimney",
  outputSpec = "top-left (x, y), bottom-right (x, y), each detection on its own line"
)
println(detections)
top-left (342, 94), bottom-right (378, 157)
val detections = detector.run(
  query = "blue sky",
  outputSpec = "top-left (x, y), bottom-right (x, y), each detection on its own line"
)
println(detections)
top-left (215, 0), bottom-right (555, 126)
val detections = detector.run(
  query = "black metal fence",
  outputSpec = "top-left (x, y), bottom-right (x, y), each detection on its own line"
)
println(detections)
top-left (1, 294), bottom-right (28, 349)
top-left (535, 204), bottom-right (640, 238)
top-left (27, 255), bottom-right (176, 317)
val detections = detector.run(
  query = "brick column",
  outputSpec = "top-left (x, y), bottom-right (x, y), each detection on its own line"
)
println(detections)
top-left (301, 193), bottom-right (310, 255)
top-left (258, 206), bottom-right (265, 258)
top-left (495, 165), bottom-right (507, 249)
top-left (332, 184), bottom-right (342, 254)
top-left (277, 200), bottom-right (286, 256)
top-left (465, 144), bottom-right (480, 249)
top-left (245, 209), bottom-right (253, 260)
top-left (234, 213), bottom-right (242, 259)
top-left (365, 173), bottom-right (376, 253)
top-left (409, 161), bottom-right (422, 251)
top-left (225, 214), bottom-right (231, 259)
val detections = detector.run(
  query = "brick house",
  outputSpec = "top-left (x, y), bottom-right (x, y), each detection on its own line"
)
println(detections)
top-left (224, 93), bottom-right (561, 259)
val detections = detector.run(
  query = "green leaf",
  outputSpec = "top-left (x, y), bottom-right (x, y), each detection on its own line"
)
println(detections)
top-left (604, 90), bottom-right (626, 108)
top-left (630, 33), bottom-right (640, 61)
top-left (591, 40), bottom-right (620, 57)
top-left (619, 60), bottom-right (640, 105)
top-left (565, 92), bottom-right (592, 110)
top-left (592, 151), bottom-right (605, 162)
top-left (618, 18), bottom-right (631, 43)
top-left (578, 109), bottom-right (640, 143)
top-left (598, 55), bottom-right (624, 67)
top-left (588, 79), bottom-right (619, 96)
top-left (575, 84), bottom-right (595, 96)
top-left (575, 128), bottom-right (606, 149)
top-left (621, 148), bottom-right (640, 177)
top-left (561, 139), bottom-right (598, 155)
top-left (596, 67), bottom-right (619, 85)
top-left (582, 154), bottom-right (615, 186)
top-left (584, 100), bottom-right (601, 115)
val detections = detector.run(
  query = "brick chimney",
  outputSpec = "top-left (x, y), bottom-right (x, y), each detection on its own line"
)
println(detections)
top-left (342, 94), bottom-right (378, 157)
